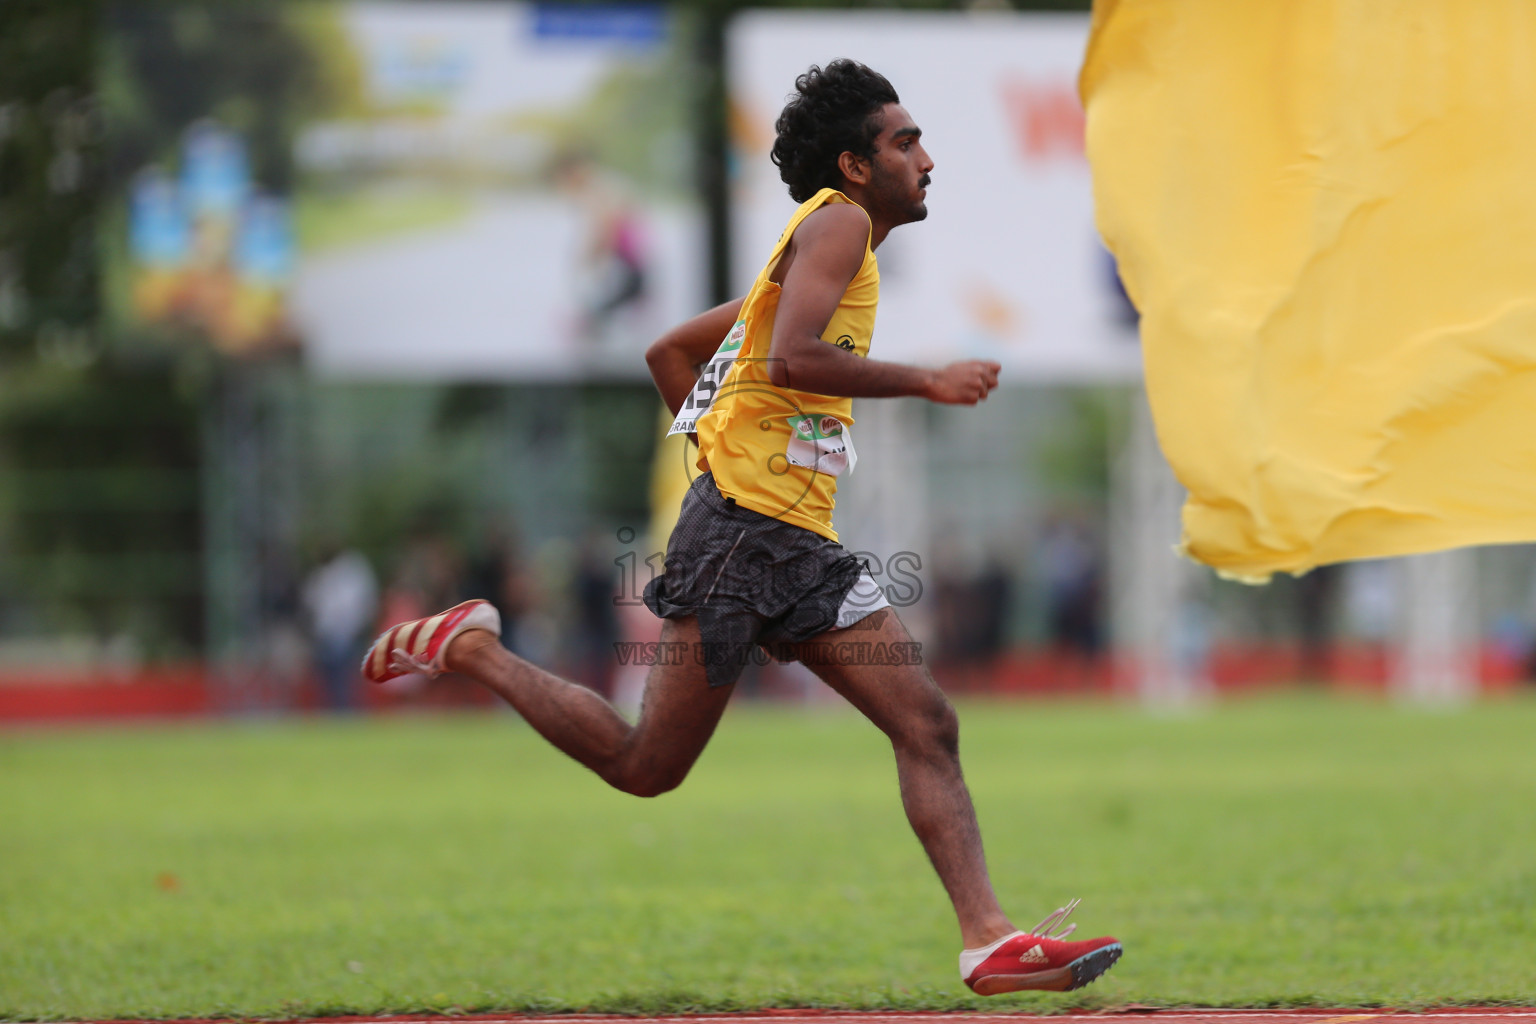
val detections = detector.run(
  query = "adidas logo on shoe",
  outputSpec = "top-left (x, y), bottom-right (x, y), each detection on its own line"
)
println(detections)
top-left (1018, 943), bottom-right (1050, 965)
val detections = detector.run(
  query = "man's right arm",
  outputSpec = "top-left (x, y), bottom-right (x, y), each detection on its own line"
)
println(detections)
top-left (766, 205), bottom-right (1000, 405)
top-left (645, 296), bottom-right (747, 416)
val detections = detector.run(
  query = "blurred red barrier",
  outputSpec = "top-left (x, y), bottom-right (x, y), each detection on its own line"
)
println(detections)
top-left (0, 641), bottom-right (1523, 724)
top-left (0, 666), bottom-right (212, 722)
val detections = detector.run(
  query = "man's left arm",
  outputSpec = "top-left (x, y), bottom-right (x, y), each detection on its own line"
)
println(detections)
top-left (645, 296), bottom-right (747, 416)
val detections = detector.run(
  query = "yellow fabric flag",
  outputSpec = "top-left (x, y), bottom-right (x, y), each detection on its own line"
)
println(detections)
top-left (1081, 0), bottom-right (1536, 581)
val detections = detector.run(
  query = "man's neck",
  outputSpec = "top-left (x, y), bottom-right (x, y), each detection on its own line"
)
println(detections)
top-left (837, 188), bottom-right (893, 250)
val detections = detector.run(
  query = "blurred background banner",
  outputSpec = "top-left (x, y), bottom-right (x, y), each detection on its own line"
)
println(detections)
top-left (729, 10), bottom-right (1140, 383)
top-left (109, 1), bottom-right (703, 379)
top-left (291, 2), bottom-right (704, 381)
top-left (124, 123), bottom-right (296, 355)
top-left (105, 4), bottom-right (314, 359)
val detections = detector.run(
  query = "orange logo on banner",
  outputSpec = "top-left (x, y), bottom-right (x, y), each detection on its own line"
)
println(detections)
top-left (999, 80), bottom-right (1085, 162)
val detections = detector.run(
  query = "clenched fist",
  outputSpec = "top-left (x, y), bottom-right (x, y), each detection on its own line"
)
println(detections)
top-left (923, 360), bottom-right (1001, 405)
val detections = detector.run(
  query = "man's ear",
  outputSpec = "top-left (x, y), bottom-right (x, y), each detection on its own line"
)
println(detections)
top-left (837, 150), bottom-right (871, 187)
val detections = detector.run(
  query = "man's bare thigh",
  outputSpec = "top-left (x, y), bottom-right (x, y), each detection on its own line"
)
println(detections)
top-left (627, 615), bottom-right (735, 781)
top-left (784, 609), bottom-right (949, 731)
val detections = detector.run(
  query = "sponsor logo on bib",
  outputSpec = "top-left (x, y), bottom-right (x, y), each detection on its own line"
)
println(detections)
top-left (785, 414), bottom-right (857, 477)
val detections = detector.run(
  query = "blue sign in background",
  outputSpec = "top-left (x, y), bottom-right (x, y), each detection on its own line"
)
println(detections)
top-left (531, 4), bottom-right (665, 46)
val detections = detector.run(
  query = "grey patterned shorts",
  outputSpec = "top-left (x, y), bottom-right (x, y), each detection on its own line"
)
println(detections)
top-left (643, 472), bottom-right (889, 687)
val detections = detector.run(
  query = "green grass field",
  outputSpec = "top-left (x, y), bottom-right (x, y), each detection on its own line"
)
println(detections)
top-left (3, 692), bottom-right (1535, 1020)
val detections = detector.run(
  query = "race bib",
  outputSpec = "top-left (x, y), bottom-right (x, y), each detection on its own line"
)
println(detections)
top-left (785, 414), bottom-right (858, 477)
top-left (667, 320), bottom-right (746, 436)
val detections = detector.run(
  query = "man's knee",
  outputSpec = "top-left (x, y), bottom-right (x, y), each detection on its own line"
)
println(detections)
top-left (895, 688), bottom-right (960, 759)
top-left (928, 697), bottom-right (961, 757)
top-left (625, 773), bottom-right (686, 799)
top-left (606, 759), bottom-right (691, 798)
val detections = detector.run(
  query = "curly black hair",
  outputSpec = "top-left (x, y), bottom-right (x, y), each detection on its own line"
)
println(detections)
top-left (771, 60), bottom-right (900, 203)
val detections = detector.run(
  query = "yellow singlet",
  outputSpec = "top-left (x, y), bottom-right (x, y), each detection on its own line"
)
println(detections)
top-left (696, 188), bottom-right (878, 542)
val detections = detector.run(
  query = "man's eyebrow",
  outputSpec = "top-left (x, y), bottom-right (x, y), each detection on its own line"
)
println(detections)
top-left (890, 125), bottom-right (922, 141)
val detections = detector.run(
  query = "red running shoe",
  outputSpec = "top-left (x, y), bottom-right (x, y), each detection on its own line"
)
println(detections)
top-left (960, 899), bottom-right (1123, 994)
top-left (361, 599), bottom-right (500, 683)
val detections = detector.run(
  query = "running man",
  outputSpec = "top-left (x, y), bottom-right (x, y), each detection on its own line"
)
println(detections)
top-left (363, 59), bottom-right (1122, 994)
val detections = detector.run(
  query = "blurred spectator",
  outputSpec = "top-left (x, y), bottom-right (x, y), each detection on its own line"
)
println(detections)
top-left (1040, 512), bottom-right (1102, 656)
top-left (395, 525), bottom-right (464, 614)
top-left (1295, 564), bottom-right (1340, 682)
top-left (932, 535), bottom-right (1015, 667)
top-left (371, 525), bottom-right (465, 695)
top-left (1344, 559), bottom-right (1397, 644)
top-left (932, 537), bottom-right (973, 665)
top-left (1489, 610), bottom-right (1533, 683)
top-left (462, 523), bottom-right (533, 657)
top-left (555, 151), bottom-right (650, 354)
top-left (971, 558), bottom-right (1014, 660)
top-left (1522, 565), bottom-right (1536, 684)
top-left (301, 545), bottom-right (378, 712)
top-left (568, 532), bottom-right (620, 696)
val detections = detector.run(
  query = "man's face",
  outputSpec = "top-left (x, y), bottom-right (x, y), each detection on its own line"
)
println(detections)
top-left (865, 102), bottom-right (934, 224)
